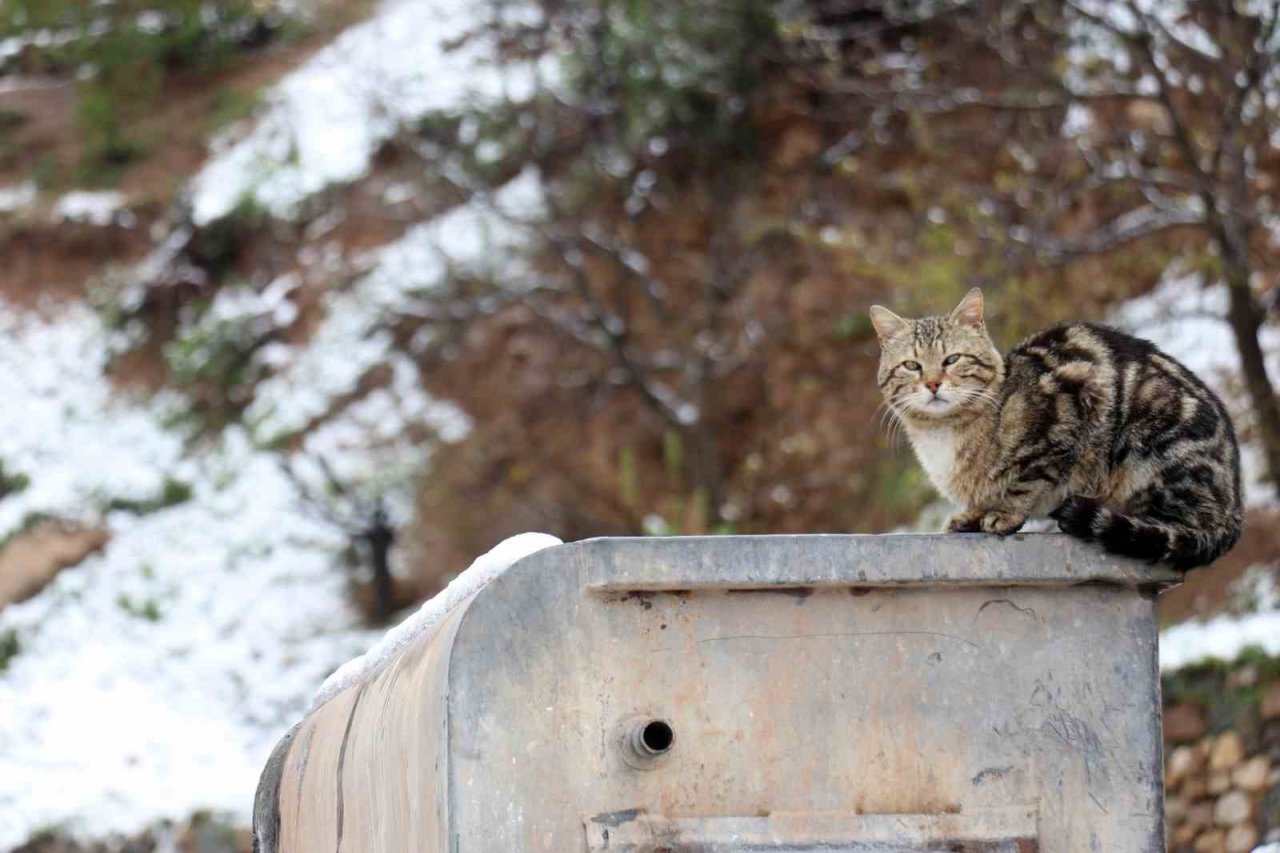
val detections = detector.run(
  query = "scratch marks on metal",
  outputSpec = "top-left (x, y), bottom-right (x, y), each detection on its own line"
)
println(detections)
top-left (651, 630), bottom-right (982, 654)
top-left (975, 599), bottom-right (1040, 622)
top-left (971, 766), bottom-right (1014, 787)
top-left (334, 681), bottom-right (371, 853)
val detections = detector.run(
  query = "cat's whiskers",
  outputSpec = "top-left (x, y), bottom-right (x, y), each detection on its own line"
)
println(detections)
top-left (954, 387), bottom-right (1001, 414)
top-left (874, 396), bottom-right (910, 448)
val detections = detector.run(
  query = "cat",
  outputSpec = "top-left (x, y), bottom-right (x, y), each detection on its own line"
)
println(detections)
top-left (871, 288), bottom-right (1242, 569)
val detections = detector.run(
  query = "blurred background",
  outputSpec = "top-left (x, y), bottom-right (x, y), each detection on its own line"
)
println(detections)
top-left (0, 0), bottom-right (1278, 849)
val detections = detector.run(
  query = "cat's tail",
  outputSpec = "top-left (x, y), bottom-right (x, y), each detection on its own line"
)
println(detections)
top-left (1049, 496), bottom-right (1241, 571)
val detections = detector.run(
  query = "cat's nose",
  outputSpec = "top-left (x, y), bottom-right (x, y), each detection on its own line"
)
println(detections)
top-left (925, 380), bottom-right (942, 394)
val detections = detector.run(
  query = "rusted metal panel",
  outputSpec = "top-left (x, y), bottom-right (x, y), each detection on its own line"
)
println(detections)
top-left (258, 534), bottom-right (1178, 853)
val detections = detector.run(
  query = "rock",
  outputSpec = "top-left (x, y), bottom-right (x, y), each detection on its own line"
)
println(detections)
top-left (0, 520), bottom-right (110, 609)
top-left (1231, 755), bottom-right (1270, 792)
top-left (1186, 802), bottom-right (1215, 831)
top-left (1168, 745), bottom-right (1202, 787)
top-left (1227, 664), bottom-right (1259, 689)
top-left (1194, 829), bottom-right (1227, 853)
top-left (1183, 773), bottom-right (1209, 801)
top-left (1225, 824), bottom-right (1259, 853)
top-left (1166, 703), bottom-right (1208, 742)
top-left (1209, 731), bottom-right (1246, 771)
top-left (1166, 794), bottom-right (1189, 824)
top-left (1173, 822), bottom-right (1200, 847)
top-left (1213, 789), bottom-right (1251, 826)
top-left (1262, 681), bottom-right (1280, 720)
top-left (1208, 770), bottom-right (1232, 795)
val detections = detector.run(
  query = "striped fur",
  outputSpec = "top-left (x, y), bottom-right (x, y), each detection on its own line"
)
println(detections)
top-left (871, 289), bottom-right (1242, 570)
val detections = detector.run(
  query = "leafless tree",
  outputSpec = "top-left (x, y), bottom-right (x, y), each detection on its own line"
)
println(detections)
top-left (800, 0), bottom-right (1280, 498)
top-left (280, 456), bottom-right (399, 622)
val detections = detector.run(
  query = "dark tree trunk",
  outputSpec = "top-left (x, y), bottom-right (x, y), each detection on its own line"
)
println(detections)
top-left (682, 424), bottom-right (726, 529)
top-left (1223, 257), bottom-right (1280, 501)
top-left (362, 513), bottom-right (397, 623)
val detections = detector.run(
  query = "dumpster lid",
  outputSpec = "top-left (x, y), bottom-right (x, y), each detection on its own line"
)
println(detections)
top-left (574, 533), bottom-right (1181, 592)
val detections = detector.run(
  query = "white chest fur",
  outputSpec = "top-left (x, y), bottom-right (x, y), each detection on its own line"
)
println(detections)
top-left (908, 427), bottom-right (959, 502)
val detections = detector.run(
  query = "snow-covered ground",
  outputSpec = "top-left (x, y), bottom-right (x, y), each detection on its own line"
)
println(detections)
top-left (0, 307), bottom-right (185, 540)
top-left (0, 297), bottom-right (555, 848)
top-left (0, 182), bottom-right (35, 215)
top-left (0, 302), bottom-right (384, 846)
top-left (246, 167), bottom-right (540, 445)
top-left (0, 0), bottom-right (565, 840)
top-left (189, 0), bottom-right (554, 224)
top-left (53, 191), bottom-right (131, 227)
top-left (1161, 610), bottom-right (1280, 672)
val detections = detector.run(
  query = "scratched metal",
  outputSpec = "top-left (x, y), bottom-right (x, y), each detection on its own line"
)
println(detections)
top-left (582, 810), bottom-right (1039, 851)
top-left (258, 534), bottom-right (1179, 853)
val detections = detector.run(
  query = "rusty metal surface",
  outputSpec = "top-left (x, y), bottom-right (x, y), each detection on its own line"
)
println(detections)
top-left (262, 534), bottom-right (1177, 853)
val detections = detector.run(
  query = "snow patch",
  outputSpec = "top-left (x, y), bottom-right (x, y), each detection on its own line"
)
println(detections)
top-left (0, 303), bottom-right (390, 847)
top-left (1160, 610), bottom-right (1280, 672)
top-left (54, 190), bottom-right (130, 227)
top-left (312, 531), bottom-right (562, 706)
top-left (0, 305), bottom-right (186, 539)
top-left (246, 168), bottom-right (540, 445)
top-left (189, 0), bottom-right (554, 224)
top-left (0, 181), bottom-right (36, 214)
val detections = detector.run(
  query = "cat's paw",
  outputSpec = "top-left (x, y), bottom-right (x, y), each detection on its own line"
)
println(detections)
top-left (978, 511), bottom-right (1026, 536)
top-left (946, 510), bottom-right (984, 532)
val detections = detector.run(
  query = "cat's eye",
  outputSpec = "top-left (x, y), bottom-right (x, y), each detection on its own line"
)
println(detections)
top-left (903, 361), bottom-right (922, 371)
top-left (942, 354), bottom-right (961, 367)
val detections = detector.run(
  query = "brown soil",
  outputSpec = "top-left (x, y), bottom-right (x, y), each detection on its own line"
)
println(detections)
top-left (0, 35), bottom-right (334, 309)
top-left (0, 520), bottom-right (110, 610)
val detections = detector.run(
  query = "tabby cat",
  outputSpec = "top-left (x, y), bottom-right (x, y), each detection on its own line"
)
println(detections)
top-left (871, 289), bottom-right (1242, 569)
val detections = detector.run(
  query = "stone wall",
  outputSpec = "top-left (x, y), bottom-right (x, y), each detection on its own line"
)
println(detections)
top-left (1164, 664), bottom-right (1280, 852)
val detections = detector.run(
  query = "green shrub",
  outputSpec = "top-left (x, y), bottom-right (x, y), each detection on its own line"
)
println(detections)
top-left (0, 628), bottom-right (19, 675)
top-left (559, 0), bottom-right (777, 153)
top-left (0, 0), bottom-right (298, 180)
top-left (206, 86), bottom-right (263, 136)
top-left (105, 476), bottom-right (194, 514)
top-left (117, 593), bottom-right (163, 622)
top-left (0, 461), bottom-right (30, 500)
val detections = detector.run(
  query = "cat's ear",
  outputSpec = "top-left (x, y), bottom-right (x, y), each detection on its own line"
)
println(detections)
top-left (949, 288), bottom-right (985, 328)
top-left (869, 305), bottom-right (909, 343)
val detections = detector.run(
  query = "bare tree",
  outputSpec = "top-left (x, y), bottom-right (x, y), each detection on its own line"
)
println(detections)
top-left (280, 456), bottom-right (400, 623)
top-left (801, 0), bottom-right (1280, 498)
top-left (382, 0), bottom-right (779, 532)
top-left (519, 170), bottom-right (761, 529)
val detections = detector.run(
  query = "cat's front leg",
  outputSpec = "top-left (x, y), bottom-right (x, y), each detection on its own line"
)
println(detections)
top-left (975, 510), bottom-right (1026, 536)
top-left (947, 507), bottom-right (1026, 535)
top-left (946, 508), bottom-right (986, 532)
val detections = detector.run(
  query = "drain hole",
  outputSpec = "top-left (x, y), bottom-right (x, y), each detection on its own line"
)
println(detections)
top-left (639, 720), bottom-right (674, 754)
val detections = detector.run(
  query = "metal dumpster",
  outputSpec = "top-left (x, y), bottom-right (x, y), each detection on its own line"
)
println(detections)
top-left (255, 533), bottom-right (1180, 852)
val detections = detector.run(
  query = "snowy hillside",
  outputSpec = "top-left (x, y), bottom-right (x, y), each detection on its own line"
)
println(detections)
top-left (0, 301), bottom-right (380, 846)
top-left (190, 0), bottom-right (553, 224)
top-left (0, 0), bottom-right (551, 843)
